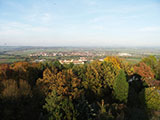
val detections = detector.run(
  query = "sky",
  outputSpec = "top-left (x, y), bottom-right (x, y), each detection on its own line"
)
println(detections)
top-left (0, 0), bottom-right (160, 47)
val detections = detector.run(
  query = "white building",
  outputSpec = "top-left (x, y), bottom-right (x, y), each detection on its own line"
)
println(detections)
top-left (118, 53), bottom-right (132, 57)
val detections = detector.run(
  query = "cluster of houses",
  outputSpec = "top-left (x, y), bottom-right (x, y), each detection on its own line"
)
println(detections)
top-left (30, 52), bottom-right (133, 57)
top-left (30, 52), bottom-right (62, 57)
top-left (31, 52), bottom-right (133, 65)
top-left (29, 52), bottom-right (95, 57)
top-left (29, 51), bottom-right (107, 57)
top-left (33, 57), bottom-right (90, 64)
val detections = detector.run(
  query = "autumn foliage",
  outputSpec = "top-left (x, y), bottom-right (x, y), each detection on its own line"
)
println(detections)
top-left (134, 62), bottom-right (155, 86)
top-left (0, 57), bottom-right (160, 120)
top-left (37, 68), bottom-right (82, 99)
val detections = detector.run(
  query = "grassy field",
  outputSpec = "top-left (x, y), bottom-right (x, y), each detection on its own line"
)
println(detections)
top-left (124, 57), bottom-right (142, 64)
top-left (0, 59), bottom-right (25, 64)
top-left (0, 54), bottom-right (25, 64)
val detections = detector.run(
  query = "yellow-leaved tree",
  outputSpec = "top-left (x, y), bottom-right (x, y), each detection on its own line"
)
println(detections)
top-left (37, 68), bottom-right (82, 99)
top-left (82, 58), bottom-right (121, 99)
top-left (103, 56), bottom-right (122, 87)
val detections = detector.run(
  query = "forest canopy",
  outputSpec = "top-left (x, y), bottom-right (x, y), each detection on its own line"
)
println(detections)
top-left (0, 56), bottom-right (160, 120)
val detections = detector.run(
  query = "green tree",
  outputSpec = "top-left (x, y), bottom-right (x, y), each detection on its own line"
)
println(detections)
top-left (75, 96), bottom-right (97, 120)
top-left (101, 61), bottom-right (120, 88)
top-left (82, 60), bottom-right (120, 102)
top-left (139, 87), bottom-right (160, 110)
top-left (53, 60), bottom-right (64, 71)
top-left (43, 90), bottom-right (77, 120)
top-left (72, 64), bottom-right (87, 80)
top-left (83, 61), bottom-right (102, 96)
top-left (142, 56), bottom-right (157, 70)
top-left (113, 70), bottom-right (128, 103)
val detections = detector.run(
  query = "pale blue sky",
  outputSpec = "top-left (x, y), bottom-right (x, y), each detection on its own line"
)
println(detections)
top-left (0, 0), bottom-right (160, 46)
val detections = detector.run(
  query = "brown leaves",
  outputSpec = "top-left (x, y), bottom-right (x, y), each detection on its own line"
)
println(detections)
top-left (0, 64), bottom-right (12, 80)
top-left (1, 79), bottom-right (31, 98)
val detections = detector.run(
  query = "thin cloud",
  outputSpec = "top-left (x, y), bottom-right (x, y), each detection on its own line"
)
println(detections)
top-left (27, 13), bottom-right (53, 24)
top-left (0, 22), bottom-right (52, 36)
top-left (139, 27), bottom-right (160, 32)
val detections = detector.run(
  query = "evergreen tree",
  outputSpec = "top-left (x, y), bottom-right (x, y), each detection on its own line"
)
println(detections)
top-left (113, 70), bottom-right (128, 103)
top-left (43, 91), bottom-right (77, 120)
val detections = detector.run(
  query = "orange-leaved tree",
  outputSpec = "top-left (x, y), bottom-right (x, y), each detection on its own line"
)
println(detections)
top-left (0, 64), bottom-right (13, 81)
top-left (134, 62), bottom-right (155, 86)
